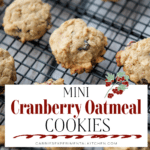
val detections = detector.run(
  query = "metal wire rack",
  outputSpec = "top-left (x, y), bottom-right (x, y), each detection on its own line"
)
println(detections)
top-left (0, 0), bottom-right (150, 141)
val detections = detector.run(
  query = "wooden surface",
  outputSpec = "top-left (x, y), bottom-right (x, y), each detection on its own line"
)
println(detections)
top-left (0, 0), bottom-right (150, 149)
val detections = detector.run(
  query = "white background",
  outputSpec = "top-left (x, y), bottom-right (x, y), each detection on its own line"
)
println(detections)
top-left (5, 85), bottom-right (147, 147)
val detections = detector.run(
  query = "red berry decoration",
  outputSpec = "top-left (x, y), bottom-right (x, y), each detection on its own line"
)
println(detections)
top-left (126, 82), bottom-right (129, 87)
top-left (117, 90), bottom-right (120, 95)
top-left (121, 77), bottom-right (125, 81)
top-left (112, 88), bottom-right (124, 95)
top-left (112, 87), bottom-right (118, 94)
top-left (119, 90), bottom-right (123, 94)
top-left (106, 82), bottom-right (112, 87)
top-left (111, 80), bottom-right (114, 83)
top-left (108, 93), bottom-right (114, 99)
top-left (117, 78), bottom-right (122, 82)
top-left (105, 72), bottom-right (129, 99)
top-left (116, 77), bottom-right (119, 80)
top-left (122, 81), bottom-right (129, 87)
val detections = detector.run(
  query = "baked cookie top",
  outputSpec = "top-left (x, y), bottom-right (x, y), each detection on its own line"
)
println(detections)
top-left (116, 38), bottom-right (150, 84)
top-left (3, 0), bottom-right (52, 43)
top-left (50, 19), bottom-right (107, 74)
top-left (0, 48), bottom-right (17, 86)
top-left (0, 126), bottom-right (5, 145)
top-left (34, 78), bottom-right (64, 85)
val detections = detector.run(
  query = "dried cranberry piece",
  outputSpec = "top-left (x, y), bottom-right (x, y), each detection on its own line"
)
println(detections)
top-left (78, 40), bottom-right (90, 51)
top-left (16, 27), bottom-right (22, 32)
top-left (127, 41), bottom-right (136, 47)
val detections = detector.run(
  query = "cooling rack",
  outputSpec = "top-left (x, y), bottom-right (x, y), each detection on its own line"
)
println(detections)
top-left (0, 0), bottom-right (150, 132)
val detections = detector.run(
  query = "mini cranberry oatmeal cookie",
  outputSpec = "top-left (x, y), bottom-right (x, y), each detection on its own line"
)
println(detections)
top-left (0, 48), bottom-right (17, 94)
top-left (104, 134), bottom-right (150, 150)
top-left (50, 19), bottom-right (107, 74)
top-left (3, 0), bottom-right (52, 43)
top-left (116, 38), bottom-right (150, 84)
top-left (0, 126), bottom-right (5, 145)
top-left (34, 78), bottom-right (64, 85)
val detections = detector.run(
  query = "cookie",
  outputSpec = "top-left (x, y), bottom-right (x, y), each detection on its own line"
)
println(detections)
top-left (46, 148), bottom-right (84, 150)
top-left (0, 126), bottom-right (5, 145)
top-left (34, 78), bottom-right (64, 85)
top-left (116, 38), bottom-right (150, 84)
top-left (104, 134), bottom-right (150, 150)
top-left (50, 18), bottom-right (107, 74)
top-left (3, 0), bottom-right (52, 43)
top-left (0, 48), bottom-right (17, 88)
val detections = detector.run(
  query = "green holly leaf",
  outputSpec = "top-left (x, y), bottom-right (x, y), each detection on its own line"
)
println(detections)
top-left (117, 72), bottom-right (124, 77)
top-left (106, 73), bottom-right (114, 82)
top-left (118, 84), bottom-right (128, 91)
top-left (125, 75), bottom-right (129, 81)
